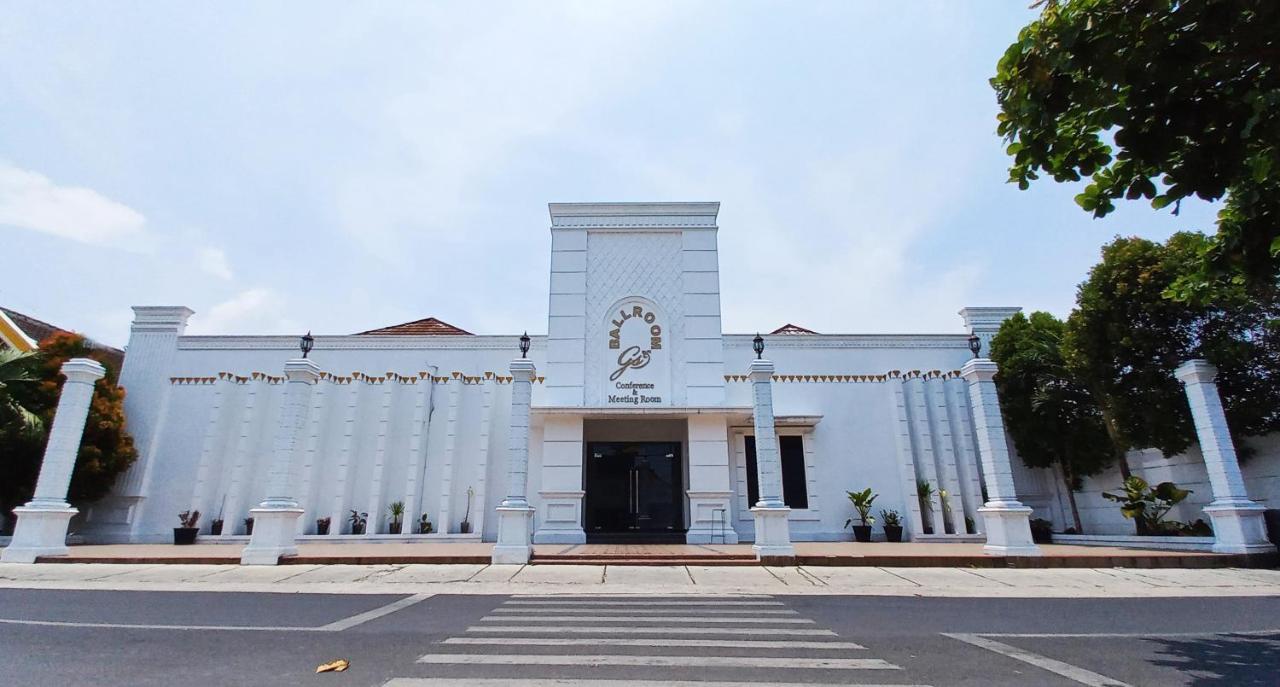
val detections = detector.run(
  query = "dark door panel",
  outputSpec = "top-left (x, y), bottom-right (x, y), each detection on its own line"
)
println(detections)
top-left (584, 442), bottom-right (683, 538)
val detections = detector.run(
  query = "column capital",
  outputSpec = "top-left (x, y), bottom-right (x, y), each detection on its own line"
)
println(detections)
top-left (60, 358), bottom-right (106, 384)
top-left (129, 306), bottom-right (194, 333)
top-left (510, 358), bottom-right (536, 381)
top-left (282, 358), bottom-right (321, 383)
top-left (1175, 359), bottom-right (1217, 384)
top-left (960, 358), bottom-right (998, 383)
top-left (748, 358), bottom-right (775, 379)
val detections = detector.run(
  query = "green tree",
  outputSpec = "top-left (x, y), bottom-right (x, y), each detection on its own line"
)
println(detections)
top-left (0, 348), bottom-right (44, 435)
top-left (1063, 233), bottom-right (1280, 475)
top-left (990, 311), bottom-right (1112, 532)
top-left (992, 0), bottom-right (1280, 286)
top-left (0, 332), bottom-right (137, 524)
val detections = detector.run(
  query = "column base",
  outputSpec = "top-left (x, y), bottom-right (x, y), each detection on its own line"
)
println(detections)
top-left (751, 506), bottom-right (794, 562)
top-left (686, 492), bottom-right (739, 544)
top-left (1, 506), bottom-right (78, 563)
top-left (240, 507), bottom-right (304, 565)
top-left (1205, 500), bottom-right (1277, 555)
top-left (493, 506), bottom-right (534, 565)
top-left (978, 504), bottom-right (1041, 556)
top-left (532, 491), bottom-right (585, 544)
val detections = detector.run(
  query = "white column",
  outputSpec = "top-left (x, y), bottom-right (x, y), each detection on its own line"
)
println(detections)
top-left (748, 358), bottom-right (793, 560)
top-left (686, 415), bottom-right (738, 544)
top-left (1175, 360), bottom-right (1276, 554)
top-left (961, 358), bottom-right (1041, 556)
top-left (241, 358), bottom-right (320, 565)
top-left (493, 359), bottom-right (536, 564)
top-left (3, 359), bottom-right (106, 563)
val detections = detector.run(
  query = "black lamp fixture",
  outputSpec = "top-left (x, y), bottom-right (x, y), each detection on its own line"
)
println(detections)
top-left (967, 333), bottom-right (982, 359)
top-left (753, 333), bottom-right (765, 360)
top-left (519, 331), bottom-right (531, 359)
top-left (300, 331), bottom-right (315, 358)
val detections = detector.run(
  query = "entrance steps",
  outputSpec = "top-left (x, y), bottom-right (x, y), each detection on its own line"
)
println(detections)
top-left (530, 545), bottom-right (757, 566)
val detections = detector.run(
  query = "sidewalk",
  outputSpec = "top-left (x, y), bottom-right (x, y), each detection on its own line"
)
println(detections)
top-left (3, 562), bottom-right (1278, 598)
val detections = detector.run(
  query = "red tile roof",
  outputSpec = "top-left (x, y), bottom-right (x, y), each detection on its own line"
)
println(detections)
top-left (0, 307), bottom-right (125, 369)
top-left (770, 323), bottom-right (818, 335)
top-left (355, 317), bottom-right (473, 336)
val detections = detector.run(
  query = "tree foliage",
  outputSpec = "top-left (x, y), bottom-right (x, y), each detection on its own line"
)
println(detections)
top-left (992, 0), bottom-right (1280, 285)
top-left (990, 311), bottom-right (1112, 530)
top-left (1063, 233), bottom-right (1280, 460)
top-left (0, 332), bottom-right (137, 521)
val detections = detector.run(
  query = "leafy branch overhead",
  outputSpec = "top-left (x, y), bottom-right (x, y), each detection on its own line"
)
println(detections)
top-left (992, 0), bottom-right (1280, 284)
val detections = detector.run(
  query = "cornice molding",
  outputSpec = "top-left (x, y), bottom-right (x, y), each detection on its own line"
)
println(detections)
top-left (177, 334), bottom-right (545, 351)
top-left (723, 333), bottom-right (970, 350)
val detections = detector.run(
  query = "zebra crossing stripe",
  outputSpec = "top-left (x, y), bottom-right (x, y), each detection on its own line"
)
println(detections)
top-left (467, 625), bottom-right (837, 636)
top-left (384, 680), bottom-right (933, 687)
top-left (491, 607), bottom-right (799, 615)
top-left (478, 615), bottom-right (813, 624)
top-left (443, 637), bottom-right (867, 650)
top-left (501, 600), bottom-right (786, 606)
top-left (416, 654), bottom-right (901, 669)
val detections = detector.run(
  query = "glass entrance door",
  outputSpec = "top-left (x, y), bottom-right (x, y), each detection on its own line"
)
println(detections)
top-left (584, 442), bottom-right (683, 537)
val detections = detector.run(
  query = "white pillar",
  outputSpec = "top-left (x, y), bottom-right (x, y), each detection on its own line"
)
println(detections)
top-left (1175, 360), bottom-right (1276, 554)
top-left (748, 358), bottom-right (793, 560)
top-left (3, 359), bottom-right (106, 563)
top-left (961, 358), bottom-right (1041, 556)
top-left (493, 359), bottom-right (536, 564)
top-left (240, 358), bottom-right (319, 565)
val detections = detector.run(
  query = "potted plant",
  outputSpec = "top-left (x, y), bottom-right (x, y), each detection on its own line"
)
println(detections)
top-left (1030, 518), bottom-right (1054, 544)
top-left (1101, 476), bottom-right (1192, 536)
top-left (316, 517), bottom-right (331, 535)
top-left (459, 487), bottom-right (474, 534)
top-left (916, 479), bottom-right (935, 534)
top-left (210, 518), bottom-right (224, 535)
top-left (843, 488), bottom-right (877, 542)
top-left (174, 510), bottom-right (200, 545)
top-left (880, 509), bottom-right (903, 542)
top-left (243, 516), bottom-right (254, 535)
top-left (388, 501), bottom-right (405, 534)
top-left (348, 510), bottom-right (368, 535)
top-left (939, 489), bottom-right (954, 534)
top-left (418, 513), bottom-right (433, 534)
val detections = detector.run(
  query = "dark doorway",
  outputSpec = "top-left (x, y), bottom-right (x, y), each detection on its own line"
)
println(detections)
top-left (584, 442), bottom-right (684, 543)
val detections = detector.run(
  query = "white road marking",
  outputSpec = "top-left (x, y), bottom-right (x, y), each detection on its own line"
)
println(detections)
top-left (443, 637), bottom-right (867, 650)
top-left (945, 633), bottom-right (1132, 687)
top-left (378, 675), bottom-right (931, 680)
top-left (417, 653), bottom-right (900, 669)
top-left (501, 600), bottom-right (785, 606)
top-left (976, 629), bottom-right (1280, 639)
top-left (0, 593), bottom-right (431, 633)
top-left (491, 607), bottom-right (798, 615)
top-left (479, 614), bottom-right (812, 624)
top-left (318, 593), bottom-right (432, 631)
top-left (468, 625), bottom-right (837, 636)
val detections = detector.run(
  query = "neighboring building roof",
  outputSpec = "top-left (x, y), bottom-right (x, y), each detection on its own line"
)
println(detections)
top-left (355, 317), bottom-right (474, 336)
top-left (0, 308), bottom-right (38, 351)
top-left (0, 306), bottom-right (125, 369)
top-left (770, 323), bottom-right (819, 335)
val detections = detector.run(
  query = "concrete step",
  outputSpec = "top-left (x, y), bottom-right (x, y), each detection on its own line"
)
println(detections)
top-left (531, 557), bottom-right (757, 566)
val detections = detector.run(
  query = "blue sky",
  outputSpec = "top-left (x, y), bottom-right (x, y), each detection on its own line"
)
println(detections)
top-left (1, 2), bottom-right (1220, 348)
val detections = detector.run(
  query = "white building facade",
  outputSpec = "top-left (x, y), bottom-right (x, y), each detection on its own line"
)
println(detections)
top-left (82, 202), bottom-right (1034, 546)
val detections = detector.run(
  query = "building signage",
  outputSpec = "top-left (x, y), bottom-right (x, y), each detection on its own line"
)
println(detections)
top-left (605, 300), bottom-right (667, 406)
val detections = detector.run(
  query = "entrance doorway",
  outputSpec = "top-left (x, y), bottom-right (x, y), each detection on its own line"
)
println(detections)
top-left (584, 442), bottom-right (684, 542)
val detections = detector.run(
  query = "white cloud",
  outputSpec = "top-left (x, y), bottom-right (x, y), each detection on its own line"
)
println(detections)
top-left (0, 162), bottom-right (146, 244)
top-left (187, 288), bottom-right (299, 335)
top-left (197, 246), bottom-right (234, 280)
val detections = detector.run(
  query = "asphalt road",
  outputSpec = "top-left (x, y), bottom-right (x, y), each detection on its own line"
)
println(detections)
top-left (2, 588), bottom-right (1278, 686)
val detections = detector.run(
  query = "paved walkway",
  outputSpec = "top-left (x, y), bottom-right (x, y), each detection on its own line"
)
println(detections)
top-left (2, 562), bottom-right (1278, 598)
top-left (18, 541), bottom-right (1249, 567)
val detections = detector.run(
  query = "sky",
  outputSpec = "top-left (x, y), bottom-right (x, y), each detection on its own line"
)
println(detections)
top-left (0, 2), bottom-right (1221, 348)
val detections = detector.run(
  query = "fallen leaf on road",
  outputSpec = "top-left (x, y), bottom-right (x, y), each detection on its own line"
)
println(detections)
top-left (315, 659), bottom-right (349, 673)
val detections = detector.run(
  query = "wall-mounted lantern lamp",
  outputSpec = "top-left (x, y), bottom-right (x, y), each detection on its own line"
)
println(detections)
top-left (519, 331), bottom-right (531, 358)
top-left (753, 333), bottom-right (765, 360)
top-left (300, 331), bottom-right (315, 358)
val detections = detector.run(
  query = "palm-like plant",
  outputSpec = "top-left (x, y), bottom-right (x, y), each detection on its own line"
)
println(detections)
top-left (0, 348), bottom-right (44, 435)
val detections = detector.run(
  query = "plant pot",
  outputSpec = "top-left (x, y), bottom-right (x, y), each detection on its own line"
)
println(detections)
top-left (851, 525), bottom-right (873, 543)
top-left (316, 521), bottom-right (330, 535)
top-left (210, 520), bottom-right (223, 536)
top-left (173, 527), bottom-right (198, 545)
top-left (419, 523), bottom-right (433, 535)
top-left (883, 525), bottom-right (903, 542)
top-left (389, 522), bottom-right (402, 534)
top-left (244, 520), bottom-right (254, 536)
top-left (459, 521), bottom-right (472, 534)
top-left (351, 525), bottom-right (365, 535)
